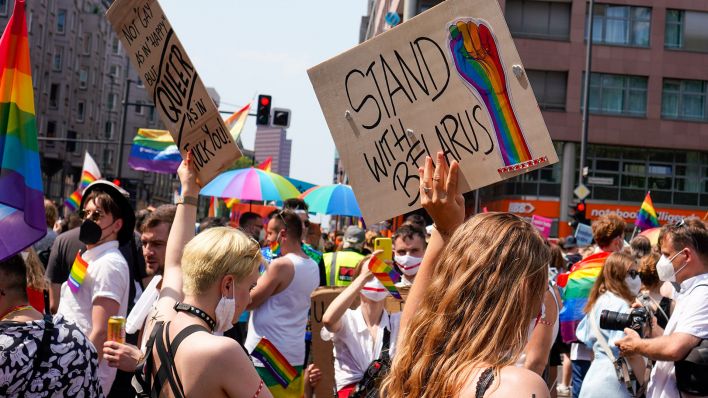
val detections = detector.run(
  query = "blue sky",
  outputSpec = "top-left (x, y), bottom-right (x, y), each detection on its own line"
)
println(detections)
top-left (160, 1), bottom-right (367, 185)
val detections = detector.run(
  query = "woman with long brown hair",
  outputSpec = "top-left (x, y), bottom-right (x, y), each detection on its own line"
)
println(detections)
top-left (381, 152), bottom-right (551, 398)
top-left (575, 252), bottom-right (645, 397)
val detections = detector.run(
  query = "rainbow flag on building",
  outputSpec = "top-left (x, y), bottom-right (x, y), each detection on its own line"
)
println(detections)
top-left (128, 128), bottom-right (181, 174)
top-left (250, 337), bottom-right (298, 388)
top-left (557, 251), bottom-right (609, 343)
top-left (368, 255), bottom-right (401, 299)
top-left (0, 0), bottom-right (46, 261)
top-left (223, 101), bottom-right (251, 142)
top-left (64, 152), bottom-right (101, 211)
top-left (635, 191), bottom-right (660, 230)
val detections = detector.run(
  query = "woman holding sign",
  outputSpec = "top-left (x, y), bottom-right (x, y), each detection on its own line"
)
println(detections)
top-left (321, 254), bottom-right (401, 397)
top-left (382, 152), bottom-right (551, 397)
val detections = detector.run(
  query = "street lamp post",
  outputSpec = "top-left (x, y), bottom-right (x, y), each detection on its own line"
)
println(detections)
top-left (579, 0), bottom-right (595, 187)
top-left (117, 77), bottom-right (132, 181)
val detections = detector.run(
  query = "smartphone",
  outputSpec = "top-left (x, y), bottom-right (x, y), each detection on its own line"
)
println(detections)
top-left (374, 237), bottom-right (393, 261)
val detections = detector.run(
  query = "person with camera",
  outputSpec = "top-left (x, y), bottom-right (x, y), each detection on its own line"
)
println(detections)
top-left (616, 219), bottom-right (708, 398)
top-left (321, 253), bottom-right (401, 397)
top-left (575, 252), bottom-right (646, 397)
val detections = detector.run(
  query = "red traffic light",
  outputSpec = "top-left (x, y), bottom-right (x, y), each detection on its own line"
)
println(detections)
top-left (577, 202), bottom-right (585, 212)
top-left (259, 96), bottom-right (270, 106)
top-left (112, 179), bottom-right (121, 186)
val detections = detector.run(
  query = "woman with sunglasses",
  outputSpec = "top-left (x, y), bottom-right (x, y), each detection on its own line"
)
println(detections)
top-left (575, 252), bottom-right (647, 397)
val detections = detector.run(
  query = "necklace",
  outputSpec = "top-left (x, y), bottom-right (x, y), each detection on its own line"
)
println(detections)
top-left (0, 305), bottom-right (34, 321)
top-left (173, 302), bottom-right (216, 332)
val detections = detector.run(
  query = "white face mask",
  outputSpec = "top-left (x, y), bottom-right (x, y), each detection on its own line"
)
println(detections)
top-left (361, 279), bottom-right (389, 302)
top-left (656, 250), bottom-right (687, 282)
top-left (625, 274), bottom-right (642, 295)
top-left (394, 254), bottom-right (423, 276)
top-left (214, 285), bottom-right (236, 333)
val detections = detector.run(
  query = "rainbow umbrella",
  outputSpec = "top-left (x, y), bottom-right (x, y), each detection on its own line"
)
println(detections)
top-left (639, 227), bottom-right (661, 246)
top-left (200, 167), bottom-right (300, 202)
top-left (300, 184), bottom-right (362, 217)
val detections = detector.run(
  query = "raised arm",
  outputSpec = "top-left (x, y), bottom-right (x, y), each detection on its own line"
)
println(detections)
top-left (145, 155), bottom-right (199, 335)
top-left (322, 260), bottom-right (373, 333)
top-left (400, 152), bottom-right (464, 334)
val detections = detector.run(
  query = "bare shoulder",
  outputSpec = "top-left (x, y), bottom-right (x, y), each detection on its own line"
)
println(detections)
top-left (493, 367), bottom-right (549, 397)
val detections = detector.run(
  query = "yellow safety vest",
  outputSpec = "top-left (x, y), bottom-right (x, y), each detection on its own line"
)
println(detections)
top-left (323, 250), bottom-right (365, 286)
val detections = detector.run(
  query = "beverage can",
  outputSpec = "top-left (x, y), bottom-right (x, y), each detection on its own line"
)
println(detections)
top-left (107, 316), bottom-right (126, 344)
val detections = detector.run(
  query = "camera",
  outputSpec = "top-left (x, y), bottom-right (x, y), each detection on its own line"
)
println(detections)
top-left (600, 307), bottom-right (650, 337)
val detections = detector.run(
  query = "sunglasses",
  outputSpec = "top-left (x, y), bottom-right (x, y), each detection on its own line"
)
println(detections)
top-left (78, 208), bottom-right (106, 222)
top-left (627, 269), bottom-right (639, 279)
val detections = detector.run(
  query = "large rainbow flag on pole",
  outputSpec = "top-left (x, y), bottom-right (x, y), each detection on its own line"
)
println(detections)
top-left (128, 128), bottom-right (181, 174)
top-left (0, 0), bottom-right (46, 261)
top-left (64, 151), bottom-right (101, 211)
top-left (557, 251), bottom-right (609, 343)
top-left (635, 191), bottom-right (660, 231)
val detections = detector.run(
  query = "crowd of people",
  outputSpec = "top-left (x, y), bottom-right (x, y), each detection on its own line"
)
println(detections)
top-left (1, 151), bottom-right (706, 397)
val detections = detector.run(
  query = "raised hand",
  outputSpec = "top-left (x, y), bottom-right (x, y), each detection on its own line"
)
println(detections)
top-left (418, 151), bottom-right (464, 236)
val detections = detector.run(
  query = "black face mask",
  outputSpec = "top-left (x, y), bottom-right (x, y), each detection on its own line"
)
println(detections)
top-left (79, 219), bottom-right (111, 245)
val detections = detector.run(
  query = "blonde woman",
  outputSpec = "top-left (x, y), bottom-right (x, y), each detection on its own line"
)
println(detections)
top-left (118, 155), bottom-right (272, 398)
top-left (382, 152), bottom-right (551, 398)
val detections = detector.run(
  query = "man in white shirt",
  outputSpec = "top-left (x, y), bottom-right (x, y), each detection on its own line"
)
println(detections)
top-left (616, 218), bottom-right (708, 398)
top-left (57, 181), bottom-right (135, 395)
top-left (246, 210), bottom-right (320, 398)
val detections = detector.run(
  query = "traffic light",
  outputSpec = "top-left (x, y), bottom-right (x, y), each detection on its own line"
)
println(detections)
top-left (271, 108), bottom-right (291, 128)
top-left (569, 200), bottom-right (590, 228)
top-left (256, 94), bottom-right (272, 125)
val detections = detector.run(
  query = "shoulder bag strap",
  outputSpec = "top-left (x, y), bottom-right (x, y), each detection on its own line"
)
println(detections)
top-left (589, 311), bottom-right (642, 397)
top-left (379, 327), bottom-right (391, 361)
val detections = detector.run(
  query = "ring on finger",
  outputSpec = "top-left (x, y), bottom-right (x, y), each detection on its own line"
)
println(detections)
top-left (422, 186), bottom-right (432, 193)
top-left (432, 177), bottom-right (441, 181)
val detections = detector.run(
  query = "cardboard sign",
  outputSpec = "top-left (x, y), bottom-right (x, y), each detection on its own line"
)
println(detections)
top-left (308, 0), bottom-right (558, 223)
top-left (106, 0), bottom-right (241, 185)
top-left (574, 223), bottom-right (593, 247)
top-left (310, 286), bottom-right (409, 397)
top-left (531, 214), bottom-right (552, 239)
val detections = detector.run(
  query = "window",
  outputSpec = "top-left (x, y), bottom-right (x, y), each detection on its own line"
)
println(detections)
top-left (77, 101), bottom-right (85, 122)
top-left (665, 10), bottom-right (708, 52)
top-left (110, 64), bottom-right (121, 79)
top-left (52, 47), bottom-right (63, 71)
top-left (526, 70), bottom-right (567, 110)
top-left (46, 121), bottom-right (57, 137)
top-left (83, 32), bottom-right (91, 54)
top-left (662, 79), bottom-right (707, 121)
top-left (56, 9), bottom-right (66, 34)
top-left (135, 100), bottom-right (144, 115)
top-left (67, 130), bottom-right (77, 153)
top-left (78, 67), bottom-right (88, 89)
top-left (112, 37), bottom-right (120, 54)
top-left (107, 93), bottom-right (117, 111)
top-left (584, 73), bottom-right (648, 116)
top-left (49, 83), bottom-right (60, 108)
top-left (102, 148), bottom-right (113, 171)
top-left (590, 4), bottom-right (651, 47)
top-left (506, 0), bottom-right (571, 40)
top-left (0, 0), bottom-right (9, 17)
top-left (104, 121), bottom-right (115, 139)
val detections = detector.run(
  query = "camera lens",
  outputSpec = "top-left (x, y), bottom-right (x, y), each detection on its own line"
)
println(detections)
top-left (599, 309), bottom-right (632, 331)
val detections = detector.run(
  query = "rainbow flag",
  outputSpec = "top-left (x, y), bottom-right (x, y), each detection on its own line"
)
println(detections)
top-left (256, 157), bottom-right (272, 172)
top-left (0, 0), bottom-right (46, 261)
top-left (250, 337), bottom-right (298, 388)
top-left (269, 241), bottom-right (280, 255)
top-left (368, 255), bottom-right (401, 299)
top-left (558, 251), bottom-right (609, 343)
top-left (635, 192), bottom-right (660, 231)
top-left (128, 128), bottom-right (181, 174)
top-left (64, 152), bottom-right (101, 211)
top-left (67, 250), bottom-right (89, 293)
top-left (224, 102), bottom-right (251, 142)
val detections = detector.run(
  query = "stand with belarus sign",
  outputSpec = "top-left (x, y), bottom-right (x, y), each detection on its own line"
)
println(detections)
top-left (106, 0), bottom-right (241, 185)
top-left (308, 0), bottom-right (558, 223)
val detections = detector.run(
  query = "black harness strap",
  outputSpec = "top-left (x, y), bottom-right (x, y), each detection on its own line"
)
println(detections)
top-left (153, 322), bottom-right (209, 398)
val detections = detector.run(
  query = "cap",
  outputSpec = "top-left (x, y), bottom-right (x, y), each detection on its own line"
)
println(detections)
top-left (80, 180), bottom-right (136, 246)
top-left (344, 226), bottom-right (365, 245)
top-left (562, 236), bottom-right (578, 249)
